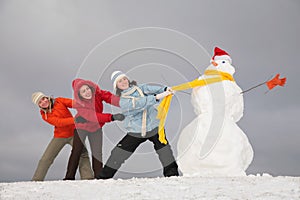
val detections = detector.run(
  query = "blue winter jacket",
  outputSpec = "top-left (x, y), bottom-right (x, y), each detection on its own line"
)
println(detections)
top-left (119, 84), bottom-right (166, 134)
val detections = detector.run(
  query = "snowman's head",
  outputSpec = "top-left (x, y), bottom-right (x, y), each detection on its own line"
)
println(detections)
top-left (207, 59), bottom-right (235, 75)
top-left (207, 47), bottom-right (235, 75)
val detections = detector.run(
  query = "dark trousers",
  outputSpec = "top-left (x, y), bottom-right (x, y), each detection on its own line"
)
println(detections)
top-left (64, 129), bottom-right (103, 179)
top-left (98, 128), bottom-right (178, 179)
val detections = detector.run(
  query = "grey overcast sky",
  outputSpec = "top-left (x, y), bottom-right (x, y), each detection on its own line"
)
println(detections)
top-left (0, 0), bottom-right (299, 182)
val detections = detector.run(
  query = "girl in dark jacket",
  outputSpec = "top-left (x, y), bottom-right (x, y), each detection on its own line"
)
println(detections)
top-left (64, 78), bottom-right (124, 180)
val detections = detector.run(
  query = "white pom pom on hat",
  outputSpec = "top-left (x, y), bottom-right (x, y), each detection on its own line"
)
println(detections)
top-left (211, 47), bottom-right (232, 64)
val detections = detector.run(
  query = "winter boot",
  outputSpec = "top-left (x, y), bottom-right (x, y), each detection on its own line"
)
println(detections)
top-left (95, 165), bottom-right (117, 179)
top-left (63, 177), bottom-right (75, 181)
top-left (163, 162), bottom-right (179, 177)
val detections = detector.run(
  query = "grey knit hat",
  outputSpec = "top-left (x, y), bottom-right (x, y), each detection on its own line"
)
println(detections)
top-left (111, 70), bottom-right (128, 89)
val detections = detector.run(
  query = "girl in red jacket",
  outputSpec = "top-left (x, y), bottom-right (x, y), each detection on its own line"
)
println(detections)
top-left (64, 78), bottom-right (124, 180)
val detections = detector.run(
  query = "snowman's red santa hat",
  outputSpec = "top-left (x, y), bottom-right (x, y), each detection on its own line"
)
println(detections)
top-left (211, 47), bottom-right (232, 64)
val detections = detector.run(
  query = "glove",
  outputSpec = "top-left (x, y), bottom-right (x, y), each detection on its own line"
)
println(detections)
top-left (111, 113), bottom-right (125, 121)
top-left (155, 91), bottom-right (172, 100)
top-left (75, 116), bottom-right (87, 123)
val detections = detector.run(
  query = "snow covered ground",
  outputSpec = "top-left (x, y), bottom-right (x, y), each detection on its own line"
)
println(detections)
top-left (1, 175), bottom-right (299, 200)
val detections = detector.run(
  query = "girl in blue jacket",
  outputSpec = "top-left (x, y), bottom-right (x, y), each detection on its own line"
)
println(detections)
top-left (97, 71), bottom-right (179, 179)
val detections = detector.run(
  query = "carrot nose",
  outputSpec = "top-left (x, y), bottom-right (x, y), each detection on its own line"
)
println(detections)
top-left (212, 61), bottom-right (218, 66)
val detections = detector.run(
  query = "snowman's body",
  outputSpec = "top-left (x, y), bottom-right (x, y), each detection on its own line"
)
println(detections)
top-left (177, 58), bottom-right (254, 176)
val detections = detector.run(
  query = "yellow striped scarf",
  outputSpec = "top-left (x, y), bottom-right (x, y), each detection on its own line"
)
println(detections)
top-left (156, 70), bottom-right (235, 144)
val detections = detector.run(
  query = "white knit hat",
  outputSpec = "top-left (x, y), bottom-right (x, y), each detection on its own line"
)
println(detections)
top-left (32, 92), bottom-right (47, 105)
top-left (111, 71), bottom-right (128, 89)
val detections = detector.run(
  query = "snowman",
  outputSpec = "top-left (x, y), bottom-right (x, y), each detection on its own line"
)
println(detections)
top-left (177, 47), bottom-right (254, 176)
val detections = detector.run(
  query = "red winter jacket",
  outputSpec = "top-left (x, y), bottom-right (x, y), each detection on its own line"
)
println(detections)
top-left (72, 78), bottom-right (120, 132)
top-left (41, 97), bottom-right (75, 138)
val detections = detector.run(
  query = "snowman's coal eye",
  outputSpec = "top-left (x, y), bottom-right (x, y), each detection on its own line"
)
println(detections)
top-left (222, 61), bottom-right (226, 63)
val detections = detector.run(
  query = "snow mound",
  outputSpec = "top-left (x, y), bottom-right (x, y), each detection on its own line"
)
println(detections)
top-left (1, 175), bottom-right (299, 199)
